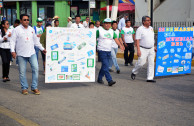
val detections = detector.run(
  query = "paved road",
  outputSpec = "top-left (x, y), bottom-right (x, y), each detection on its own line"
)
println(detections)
top-left (0, 56), bottom-right (194, 126)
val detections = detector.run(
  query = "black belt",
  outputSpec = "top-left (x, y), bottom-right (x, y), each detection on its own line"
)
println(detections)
top-left (140, 46), bottom-right (152, 49)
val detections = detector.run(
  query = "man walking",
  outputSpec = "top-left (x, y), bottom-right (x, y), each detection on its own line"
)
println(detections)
top-left (97, 18), bottom-right (124, 86)
top-left (121, 20), bottom-right (135, 66)
top-left (71, 15), bottom-right (84, 28)
top-left (34, 18), bottom-right (44, 61)
top-left (118, 14), bottom-right (128, 31)
top-left (109, 21), bottom-right (124, 74)
top-left (10, 14), bottom-right (46, 95)
top-left (131, 16), bottom-right (156, 83)
top-left (67, 17), bottom-right (72, 27)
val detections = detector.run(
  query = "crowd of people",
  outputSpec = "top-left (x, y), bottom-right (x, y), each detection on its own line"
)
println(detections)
top-left (0, 13), bottom-right (193, 95)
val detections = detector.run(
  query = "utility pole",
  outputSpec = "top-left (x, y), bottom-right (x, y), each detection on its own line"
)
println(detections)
top-left (150, 0), bottom-right (153, 26)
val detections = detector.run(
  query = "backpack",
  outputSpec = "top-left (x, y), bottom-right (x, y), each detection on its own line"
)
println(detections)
top-left (34, 26), bottom-right (44, 34)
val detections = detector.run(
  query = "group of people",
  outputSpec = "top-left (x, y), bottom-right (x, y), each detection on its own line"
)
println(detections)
top-left (2, 13), bottom-right (189, 95)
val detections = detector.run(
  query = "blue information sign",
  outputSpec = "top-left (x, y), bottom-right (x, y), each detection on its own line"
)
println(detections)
top-left (155, 27), bottom-right (193, 76)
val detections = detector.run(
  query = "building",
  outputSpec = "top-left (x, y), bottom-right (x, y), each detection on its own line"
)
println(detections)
top-left (135, 0), bottom-right (194, 23)
top-left (1, 0), bottom-right (108, 27)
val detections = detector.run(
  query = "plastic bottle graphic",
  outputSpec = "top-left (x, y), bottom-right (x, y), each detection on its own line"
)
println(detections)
top-left (77, 42), bottom-right (86, 50)
top-left (58, 57), bottom-right (66, 64)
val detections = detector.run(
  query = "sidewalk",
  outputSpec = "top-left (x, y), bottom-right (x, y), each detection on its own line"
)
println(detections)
top-left (116, 48), bottom-right (194, 66)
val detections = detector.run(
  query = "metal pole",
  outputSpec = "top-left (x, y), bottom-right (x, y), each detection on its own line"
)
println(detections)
top-left (150, 0), bottom-right (153, 26)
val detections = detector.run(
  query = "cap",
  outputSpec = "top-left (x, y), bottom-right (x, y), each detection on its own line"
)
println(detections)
top-left (103, 18), bottom-right (112, 23)
top-left (68, 17), bottom-right (72, 21)
top-left (36, 18), bottom-right (43, 22)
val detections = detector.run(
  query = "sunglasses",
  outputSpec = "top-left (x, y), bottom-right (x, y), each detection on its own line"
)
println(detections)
top-left (23, 19), bottom-right (29, 21)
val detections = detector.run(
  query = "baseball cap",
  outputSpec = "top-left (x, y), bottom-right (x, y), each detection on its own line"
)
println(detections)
top-left (103, 18), bottom-right (112, 23)
top-left (68, 17), bottom-right (72, 21)
top-left (36, 18), bottom-right (43, 22)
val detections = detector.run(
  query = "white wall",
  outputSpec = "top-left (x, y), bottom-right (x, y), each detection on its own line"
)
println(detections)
top-left (135, 0), bottom-right (194, 23)
top-left (154, 0), bottom-right (191, 22)
top-left (135, 0), bottom-right (149, 23)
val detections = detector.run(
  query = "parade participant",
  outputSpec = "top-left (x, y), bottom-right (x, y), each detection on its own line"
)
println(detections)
top-left (109, 21), bottom-right (124, 74)
top-left (121, 20), bottom-right (135, 66)
top-left (83, 17), bottom-right (90, 28)
top-left (95, 20), bottom-right (102, 30)
top-left (67, 17), bottom-right (72, 27)
top-left (0, 20), bottom-right (12, 82)
top-left (71, 15), bottom-right (84, 28)
top-left (89, 22), bottom-right (95, 29)
top-left (9, 19), bottom-right (20, 66)
top-left (97, 18), bottom-right (124, 86)
top-left (34, 18), bottom-right (44, 61)
top-left (54, 20), bottom-right (59, 27)
top-left (10, 14), bottom-right (46, 95)
top-left (40, 23), bottom-right (52, 75)
top-left (80, 19), bottom-right (83, 24)
top-left (52, 16), bottom-right (59, 27)
top-left (192, 22), bottom-right (194, 59)
top-left (118, 14), bottom-right (128, 31)
top-left (131, 16), bottom-right (156, 83)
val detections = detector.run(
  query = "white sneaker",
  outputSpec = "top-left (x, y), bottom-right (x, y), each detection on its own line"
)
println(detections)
top-left (10, 62), bottom-right (12, 66)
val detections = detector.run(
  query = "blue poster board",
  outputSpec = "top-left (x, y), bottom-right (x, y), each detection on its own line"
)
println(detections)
top-left (155, 27), bottom-right (193, 76)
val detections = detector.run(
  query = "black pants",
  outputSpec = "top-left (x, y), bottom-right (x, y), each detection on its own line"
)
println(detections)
top-left (124, 43), bottom-right (134, 64)
top-left (0, 48), bottom-right (11, 78)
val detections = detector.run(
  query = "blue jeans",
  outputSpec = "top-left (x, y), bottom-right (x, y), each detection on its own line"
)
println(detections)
top-left (109, 48), bottom-right (120, 71)
top-left (34, 46), bottom-right (39, 62)
top-left (17, 54), bottom-right (39, 90)
top-left (98, 51), bottom-right (112, 82)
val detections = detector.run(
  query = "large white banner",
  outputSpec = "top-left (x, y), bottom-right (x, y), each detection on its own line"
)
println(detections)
top-left (45, 28), bottom-right (96, 83)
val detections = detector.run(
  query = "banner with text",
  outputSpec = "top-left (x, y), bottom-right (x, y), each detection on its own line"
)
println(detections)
top-left (46, 28), bottom-right (96, 83)
top-left (155, 27), bottom-right (193, 76)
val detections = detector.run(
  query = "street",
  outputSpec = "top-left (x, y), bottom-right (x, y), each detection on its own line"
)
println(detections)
top-left (0, 56), bottom-right (194, 126)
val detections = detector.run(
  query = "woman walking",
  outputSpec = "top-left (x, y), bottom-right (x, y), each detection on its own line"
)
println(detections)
top-left (0, 20), bottom-right (12, 82)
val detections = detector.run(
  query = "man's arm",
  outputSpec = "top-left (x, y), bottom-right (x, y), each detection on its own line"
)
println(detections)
top-left (10, 29), bottom-right (17, 59)
top-left (136, 39), bottom-right (141, 57)
top-left (121, 30), bottom-right (127, 47)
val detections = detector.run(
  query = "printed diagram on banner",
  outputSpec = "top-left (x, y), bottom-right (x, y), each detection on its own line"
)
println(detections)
top-left (155, 27), bottom-right (193, 76)
top-left (45, 28), bottom-right (96, 83)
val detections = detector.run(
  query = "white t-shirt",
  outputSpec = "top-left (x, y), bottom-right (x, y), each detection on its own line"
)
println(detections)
top-left (83, 21), bottom-right (89, 28)
top-left (71, 23), bottom-right (84, 29)
top-left (112, 29), bottom-right (120, 48)
top-left (97, 27), bottom-right (117, 51)
top-left (0, 29), bottom-right (12, 49)
top-left (121, 27), bottom-right (135, 43)
top-left (136, 25), bottom-right (155, 48)
top-left (34, 26), bottom-right (44, 41)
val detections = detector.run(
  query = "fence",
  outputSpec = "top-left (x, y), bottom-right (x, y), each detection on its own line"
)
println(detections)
top-left (134, 21), bottom-right (193, 32)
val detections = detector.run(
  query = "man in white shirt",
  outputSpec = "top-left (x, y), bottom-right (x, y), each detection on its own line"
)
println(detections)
top-left (10, 14), bottom-right (46, 95)
top-left (94, 20), bottom-right (102, 30)
top-left (67, 17), bottom-right (72, 27)
top-left (131, 16), bottom-right (156, 83)
top-left (83, 17), bottom-right (89, 28)
top-left (71, 15), bottom-right (84, 29)
top-left (121, 20), bottom-right (135, 66)
top-left (118, 14), bottom-right (128, 31)
top-left (96, 18), bottom-right (124, 86)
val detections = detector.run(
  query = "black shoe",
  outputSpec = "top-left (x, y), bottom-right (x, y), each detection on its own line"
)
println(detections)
top-left (6, 78), bottom-right (10, 81)
top-left (146, 80), bottom-right (156, 83)
top-left (97, 80), bottom-right (104, 84)
top-left (129, 63), bottom-right (134, 66)
top-left (2, 79), bottom-right (6, 82)
top-left (125, 64), bottom-right (128, 66)
top-left (131, 73), bottom-right (136, 80)
top-left (116, 70), bottom-right (120, 74)
top-left (108, 80), bottom-right (116, 86)
top-left (109, 69), bottom-right (114, 72)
